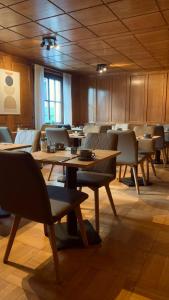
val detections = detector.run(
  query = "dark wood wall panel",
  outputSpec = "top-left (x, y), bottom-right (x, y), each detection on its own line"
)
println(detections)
top-left (96, 77), bottom-right (111, 123)
top-left (146, 73), bottom-right (167, 124)
top-left (111, 74), bottom-right (128, 123)
top-left (0, 52), bottom-right (34, 131)
top-left (79, 70), bottom-right (169, 125)
top-left (129, 74), bottom-right (147, 123)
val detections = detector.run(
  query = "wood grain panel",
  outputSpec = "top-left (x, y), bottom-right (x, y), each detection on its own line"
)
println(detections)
top-left (165, 74), bottom-right (169, 122)
top-left (111, 74), bottom-right (128, 122)
top-left (147, 73), bottom-right (167, 123)
top-left (96, 76), bottom-right (111, 123)
top-left (0, 52), bottom-right (34, 131)
top-left (129, 75), bottom-right (147, 123)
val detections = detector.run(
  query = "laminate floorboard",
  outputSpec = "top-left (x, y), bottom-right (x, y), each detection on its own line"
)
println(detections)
top-left (0, 164), bottom-right (169, 300)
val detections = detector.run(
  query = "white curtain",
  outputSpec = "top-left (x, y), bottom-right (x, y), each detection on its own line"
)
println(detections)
top-left (63, 73), bottom-right (72, 125)
top-left (34, 64), bottom-right (45, 129)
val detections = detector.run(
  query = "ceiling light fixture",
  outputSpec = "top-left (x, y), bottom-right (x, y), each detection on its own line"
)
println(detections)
top-left (96, 64), bottom-right (107, 73)
top-left (41, 36), bottom-right (59, 51)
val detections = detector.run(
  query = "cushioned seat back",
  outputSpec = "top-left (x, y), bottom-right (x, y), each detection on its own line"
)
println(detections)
top-left (15, 130), bottom-right (41, 152)
top-left (0, 151), bottom-right (53, 224)
top-left (0, 127), bottom-right (13, 143)
top-left (83, 124), bottom-right (101, 134)
top-left (82, 132), bottom-right (118, 175)
top-left (109, 130), bottom-right (138, 164)
top-left (154, 125), bottom-right (165, 149)
top-left (134, 125), bottom-right (155, 137)
top-left (46, 128), bottom-right (70, 147)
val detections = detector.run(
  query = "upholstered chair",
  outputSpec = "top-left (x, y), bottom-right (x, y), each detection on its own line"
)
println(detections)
top-left (0, 126), bottom-right (13, 143)
top-left (14, 129), bottom-right (41, 153)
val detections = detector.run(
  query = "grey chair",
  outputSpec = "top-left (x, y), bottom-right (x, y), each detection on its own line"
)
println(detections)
top-left (46, 128), bottom-right (71, 180)
top-left (164, 125), bottom-right (169, 162)
top-left (109, 130), bottom-right (147, 194)
top-left (0, 126), bottom-right (13, 143)
top-left (0, 151), bottom-right (88, 282)
top-left (154, 125), bottom-right (167, 166)
top-left (14, 129), bottom-right (41, 153)
top-left (76, 132), bottom-right (118, 233)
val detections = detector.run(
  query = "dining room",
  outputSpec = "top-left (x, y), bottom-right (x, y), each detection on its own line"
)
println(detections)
top-left (0, 1), bottom-right (169, 300)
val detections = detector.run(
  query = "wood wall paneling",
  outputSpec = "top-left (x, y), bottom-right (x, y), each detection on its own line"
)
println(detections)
top-left (129, 74), bottom-right (147, 123)
top-left (96, 76), bottom-right (111, 123)
top-left (165, 73), bottom-right (169, 123)
top-left (146, 73), bottom-right (167, 123)
top-left (0, 52), bottom-right (34, 131)
top-left (111, 74), bottom-right (128, 123)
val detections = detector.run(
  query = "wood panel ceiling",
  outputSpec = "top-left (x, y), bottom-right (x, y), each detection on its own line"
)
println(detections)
top-left (0, 0), bottom-right (169, 74)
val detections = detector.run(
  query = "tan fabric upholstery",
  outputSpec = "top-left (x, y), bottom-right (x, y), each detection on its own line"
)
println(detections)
top-left (134, 125), bottom-right (155, 137)
top-left (14, 130), bottom-right (41, 152)
top-left (114, 123), bottom-right (129, 130)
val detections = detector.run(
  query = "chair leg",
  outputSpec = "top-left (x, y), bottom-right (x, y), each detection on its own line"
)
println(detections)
top-left (4, 215), bottom-right (21, 263)
top-left (48, 224), bottom-right (61, 282)
top-left (105, 184), bottom-right (117, 216)
top-left (140, 162), bottom-right (147, 186)
top-left (94, 189), bottom-right (100, 233)
top-left (48, 165), bottom-right (54, 181)
top-left (148, 156), bottom-right (156, 176)
top-left (132, 166), bottom-right (140, 195)
top-left (74, 205), bottom-right (88, 247)
top-left (162, 149), bottom-right (167, 167)
top-left (123, 165), bottom-right (127, 178)
top-left (118, 166), bottom-right (122, 181)
top-left (44, 224), bottom-right (48, 236)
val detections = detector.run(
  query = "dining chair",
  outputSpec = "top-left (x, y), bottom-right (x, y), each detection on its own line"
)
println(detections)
top-left (46, 128), bottom-right (71, 180)
top-left (109, 130), bottom-right (147, 194)
top-left (76, 132), bottom-right (118, 233)
top-left (164, 124), bottom-right (169, 162)
top-left (0, 126), bottom-right (13, 143)
top-left (14, 129), bottom-right (41, 153)
top-left (154, 125), bottom-right (167, 166)
top-left (0, 151), bottom-right (88, 282)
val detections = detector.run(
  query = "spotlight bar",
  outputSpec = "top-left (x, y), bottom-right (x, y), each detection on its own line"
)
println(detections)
top-left (96, 64), bottom-right (107, 73)
top-left (41, 36), bottom-right (59, 51)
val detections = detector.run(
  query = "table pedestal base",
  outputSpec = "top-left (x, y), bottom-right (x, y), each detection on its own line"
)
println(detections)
top-left (47, 220), bottom-right (101, 250)
top-left (0, 208), bottom-right (10, 218)
top-left (120, 177), bottom-right (152, 187)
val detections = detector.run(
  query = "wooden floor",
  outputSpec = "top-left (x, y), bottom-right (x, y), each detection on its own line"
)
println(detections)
top-left (0, 163), bottom-right (169, 300)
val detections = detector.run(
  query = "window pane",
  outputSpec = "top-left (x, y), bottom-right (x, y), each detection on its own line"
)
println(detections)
top-left (55, 80), bottom-right (61, 101)
top-left (49, 79), bottom-right (55, 101)
top-left (44, 101), bottom-right (49, 123)
top-left (50, 102), bottom-right (55, 123)
top-left (44, 78), bottom-right (48, 100)
top-left (56, 102), bottom-right (61, 123)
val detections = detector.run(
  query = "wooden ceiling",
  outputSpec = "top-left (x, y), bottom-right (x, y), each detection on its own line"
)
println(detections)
top-left (0, 0), bottom-right (169, 74)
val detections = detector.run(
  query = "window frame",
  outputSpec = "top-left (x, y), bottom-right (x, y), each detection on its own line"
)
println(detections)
top-left (44, 72), bottom-right (63, 124)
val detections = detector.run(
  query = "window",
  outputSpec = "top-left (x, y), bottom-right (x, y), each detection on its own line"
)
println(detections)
top-left (44, 73), bottom-right (63, 123)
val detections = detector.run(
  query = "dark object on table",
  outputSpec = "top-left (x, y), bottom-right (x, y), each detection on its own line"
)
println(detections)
top-left (55, 143), bottom-right (65, 150)
top-left (71, 147), bottom-right (77, 154)
top-left (79, 149), bottom-right (95, 160)
top-left (143, 133), bottom-right (152, 139)
top-left (0, 151), bottom-right (88, 281)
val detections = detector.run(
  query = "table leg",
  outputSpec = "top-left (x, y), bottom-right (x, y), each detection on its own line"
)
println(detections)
top-left (51, 166), bottom-right (101, 250)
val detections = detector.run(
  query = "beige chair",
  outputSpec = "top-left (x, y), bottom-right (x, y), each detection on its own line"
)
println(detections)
top-left (109, 130), bottom-right (147, 194)
top-left (164, 125), bottom-right (169, 162)
top-left (76, 132), bottom-right (118, 233)
top-left (14, 129), bottom-right (41, 152)
top-left (0, 151), bottom-right (88, 282)
top-left (45, 128), bottom-right (71, 180)
top-left (134, 125), bottom-right (155, 137)
top-left (0, 126), bottom-right (13, 143)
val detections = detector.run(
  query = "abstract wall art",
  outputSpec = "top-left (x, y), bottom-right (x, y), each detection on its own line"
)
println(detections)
top-left (0, 69), bottom-right (20, 115)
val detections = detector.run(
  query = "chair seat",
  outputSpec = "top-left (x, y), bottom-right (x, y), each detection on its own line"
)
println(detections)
top-left (47, 185), bottom-right (88, 220)
top-left (76, 171), bottom-right (115, 188)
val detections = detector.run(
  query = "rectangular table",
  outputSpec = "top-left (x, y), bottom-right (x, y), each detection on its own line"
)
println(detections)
top-left (32, 149), bottom-right (120, 249)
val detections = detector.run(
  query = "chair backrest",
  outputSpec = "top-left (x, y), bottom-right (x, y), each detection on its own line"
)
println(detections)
top-left (14, 130), bottom-right (41, 152)
top-left (0, 126), bottom-right (13, 143)
top-left (114, 123), bottom-right (129, 130)
top-left (154, 125), bottom-right (165, 149)
top-left (134, 125), bottom-right (155, 137)
top-left (164, 125), bottom-right (169, 142)
top-left (0, 151), bottom-right (53, 224)
top-left (82, 132), bottom-right (118, 175)
top-left (109, 130), bottom-right (138, 165)
top-left (46, 128), bottom-right (70, 147)
top-left (83, 124), bottom-right (101, 134)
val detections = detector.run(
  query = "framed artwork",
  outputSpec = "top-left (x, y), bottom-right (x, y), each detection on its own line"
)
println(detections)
top-left (0, 69), bottom-right (20, 115)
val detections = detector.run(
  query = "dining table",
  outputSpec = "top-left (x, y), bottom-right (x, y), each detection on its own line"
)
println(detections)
top-left (0, 143), bottom-right (32, 218)
top-left (32, 149), bottom-right (120, 249)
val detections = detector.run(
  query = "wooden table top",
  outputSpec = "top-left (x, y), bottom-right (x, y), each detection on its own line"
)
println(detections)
top-left (0, 143), bottom-right (31, 151)
top-left (69, 133), bottom-right (86, 139)
top-left (32, 149), bottom-right (120, 168)
top-left (137, 135), bottom-right (160, 140)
